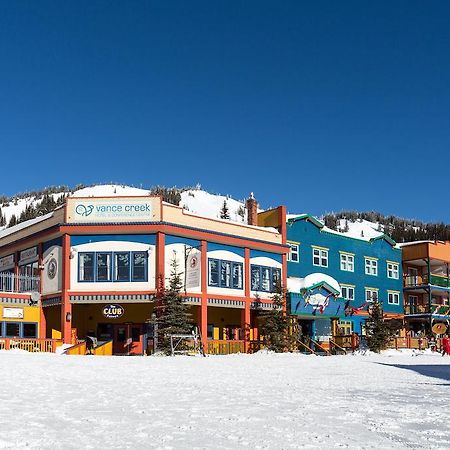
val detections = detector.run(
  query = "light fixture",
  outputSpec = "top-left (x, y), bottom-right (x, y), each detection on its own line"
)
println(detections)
top-left (66, 312), bottom-right (72, 321)
top-left (69, 248), bottom-right (75, 259)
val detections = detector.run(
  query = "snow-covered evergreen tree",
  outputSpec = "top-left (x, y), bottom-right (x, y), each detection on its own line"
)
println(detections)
top-left (220, 200), bottom-right (230, 219)
top-left (365, 301), bottom-right (392, 353)
top-left (155, 256), bottom-right (193, 354)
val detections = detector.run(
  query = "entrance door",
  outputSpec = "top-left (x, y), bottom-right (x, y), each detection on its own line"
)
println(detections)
top-left (113, 324), bottom-right (143, 355)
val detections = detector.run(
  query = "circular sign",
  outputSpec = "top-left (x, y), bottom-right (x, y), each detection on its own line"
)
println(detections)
top-left (432, 323), bottom-right (447, 335)
top-left (102, 304), bottom-right (124, 319)
top-left (47, 258), bottom-right (57, 279)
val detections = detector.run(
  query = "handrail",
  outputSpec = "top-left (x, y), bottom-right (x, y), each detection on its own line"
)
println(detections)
top-left (329, 339), bottom-right (347, 355)
top-left (92, 340), bottom-right (113, 356)
top-left (64, 341), bottom-right (87, 355)
top-left (0, 273), bottom-right (40, 294)
top-left (295, 339), bottom-right (316, 355)
top-left (309, 338), bottom-right (331, 356)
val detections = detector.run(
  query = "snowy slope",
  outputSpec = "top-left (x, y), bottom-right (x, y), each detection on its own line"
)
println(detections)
top-left (335, 218), bottom-right (384, 239)
top-left (0, 184), bottom-right (251, 236)
top-left (0, 350), bottom-right (449, 449)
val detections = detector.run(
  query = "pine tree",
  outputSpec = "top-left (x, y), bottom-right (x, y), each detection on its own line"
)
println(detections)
top-left (220, 200), bottom-right (230, 219)
top-left (365, 300), bottom-right (393, 353)
top-left (8, 214), bottom-right (17, 227)
top-left (155, 256), bottom-right (193, 354)
top-left (260, 281), bottom-right (290, 352)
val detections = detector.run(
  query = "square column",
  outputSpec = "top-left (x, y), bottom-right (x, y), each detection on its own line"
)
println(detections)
top-left (199, 240), bottom-right (208, 352)
top-left (61, 234), bottom-right (72, 344)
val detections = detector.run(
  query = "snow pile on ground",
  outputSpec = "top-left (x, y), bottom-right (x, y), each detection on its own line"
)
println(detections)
top-left (0, 351), bottom-right (449, 449)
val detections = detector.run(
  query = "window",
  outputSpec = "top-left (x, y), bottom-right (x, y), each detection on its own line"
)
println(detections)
top-left (23, 323), bottom-right (37, 338)
top-left (79, 251), bottom-right (148, 283)
top-left (96, 253), bottom-right (111, 282)
top-left (287, 243), bottom-right (299, 263)
top-left (0, 322), bottom-right (3, 337)
top-left (340, 254), bottom-right (354, 272)
top-left (132, 252), bottom-right (147, 282)
top-left (115, 253), bottom-right (130, 281)
top-left (387, 262), bottom-right (399, 280)
top-left (207, 324), bottom-right (214, 340)
top-left (251, 265), bottom-right (281, 292)
top-left (6, 322), bottom-right (20, 337)
top-left (365, 258), bottom-right (378, 276)
top-left (337, 320), bottom-right (353, 335)
top-left (19, 261), bottom-right (39, 292)
top-left (79, 253), bottom-right (95, 282)
top-left (232, 263), bottom-right (243, 289)
top-left (208, 259), bottom-right (243, 289)
top-left (313, 248), bottom-right (328, 267)
top-left (388, 292), bottom-right (400, 305)
top-left (341, 285), bottom-right (355, 301)
top-left (365, 289), bottom-right (378, 302)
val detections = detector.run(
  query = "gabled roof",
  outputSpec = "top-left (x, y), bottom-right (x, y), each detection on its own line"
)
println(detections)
top-left (287, 214), bottom-right (324, 229)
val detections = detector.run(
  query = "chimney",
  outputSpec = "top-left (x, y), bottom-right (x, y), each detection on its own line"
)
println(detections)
top-left (246, 192), bottom-right (258, 226)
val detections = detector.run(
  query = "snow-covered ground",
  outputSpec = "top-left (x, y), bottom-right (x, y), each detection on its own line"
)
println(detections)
top-left (1, 351), bottom-right (449, 449)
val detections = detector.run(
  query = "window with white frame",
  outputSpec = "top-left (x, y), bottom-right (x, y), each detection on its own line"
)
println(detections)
top-left (365, 288), bottom-right (378, 302)
top-left (287, 243), bottom-right (299, 263)
top-left (312, 248), bottom-right (328, 267)
top-left (341, 285), bottom-right (355, 301)
top-left (365, 258), bottom-right (378, 276)
top-left (387, 262), bottom-right (399, 279)
top-left (388, 291), bottom-right (400, 305)
top-left (340, 253), bottom-right (354, 272)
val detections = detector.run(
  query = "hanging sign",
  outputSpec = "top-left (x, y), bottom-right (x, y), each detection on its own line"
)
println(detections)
top-left (0, 254), bottom-right (14, 270)
top-left (186, 252), bottom-right (201, 289)
top-left (20, 247), bottom-right (38, 264)
top-left (432, 323), bottom-right (447, 335)
top-left (102, 304), bottom-right (124, 319)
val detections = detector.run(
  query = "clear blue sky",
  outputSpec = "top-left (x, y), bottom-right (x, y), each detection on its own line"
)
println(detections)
top-left (1, 1), bottom-right (449, 222)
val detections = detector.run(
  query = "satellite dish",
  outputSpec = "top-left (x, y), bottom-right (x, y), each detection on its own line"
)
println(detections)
top-left (30, 291), bottom-right (41, 305)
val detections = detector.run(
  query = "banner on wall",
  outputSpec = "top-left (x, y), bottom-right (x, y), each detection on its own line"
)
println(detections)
top-left (3, 308), bottom-right (24, 319)
top-left (186, 252), bottom-right (201, 289)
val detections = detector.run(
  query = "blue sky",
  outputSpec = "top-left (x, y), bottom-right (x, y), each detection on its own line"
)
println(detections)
top-left (1, 1), bottom-right (449, 222)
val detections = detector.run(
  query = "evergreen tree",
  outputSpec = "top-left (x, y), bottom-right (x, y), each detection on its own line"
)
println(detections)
top-left (365, 300), bottom-right (393, 353)
top-left (260, 281), bottom-right (290, 352)
top-left (8, 214), bottom-right (17, 227)
top-left (155, 256), bottom-right (193, 354)
top-left (220, 200), bottom-right (230, 219)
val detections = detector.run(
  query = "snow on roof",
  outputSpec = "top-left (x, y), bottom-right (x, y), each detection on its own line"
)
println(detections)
top-left (0, 211), bottom-right (55, 240)
top-left (287, 273), bottom-right (342, 296)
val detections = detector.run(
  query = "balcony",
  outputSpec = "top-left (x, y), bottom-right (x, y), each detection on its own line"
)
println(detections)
top-left (404, 274), bottom-right (450, 289)
top-left (404, 303), bottom-right (450, 316)
top-left (0, 273), bottom-right (40, 294)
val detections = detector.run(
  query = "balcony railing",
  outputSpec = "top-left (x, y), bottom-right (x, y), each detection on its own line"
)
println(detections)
top-left (0, 273), bottom-right (40, 293)
top-left (404, 273), bottom-right (450, 288)
top-left (207, 340), bottom-right (244, 355)
top-left (404, 303), bottom-right (450, 316)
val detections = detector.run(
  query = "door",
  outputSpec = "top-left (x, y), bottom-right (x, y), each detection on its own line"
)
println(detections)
top-left (113, 324), bottom-right (143, 355)
top-left (407, 267), bottom-right (419, 286)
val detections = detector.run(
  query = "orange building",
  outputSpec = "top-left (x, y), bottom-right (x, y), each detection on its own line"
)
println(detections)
top-left (401, 240), bottom-right (450, 335)
top-left (0, 194), bottom-right (288, 355)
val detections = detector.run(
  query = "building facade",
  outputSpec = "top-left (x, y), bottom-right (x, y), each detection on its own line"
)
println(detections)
top-left (401, 240), bottom-right (450, 335)
top-left (0, 195), bottom-right (288, 354)
top-left (286, 215), bottom-right (403, 344)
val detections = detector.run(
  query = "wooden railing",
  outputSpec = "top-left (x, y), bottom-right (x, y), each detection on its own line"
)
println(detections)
top-left (93, 340), bottom-right (113, 356)
top-left (64, 341), bottom-right (87, 355)
top-left (207, 340), bottom-right (244, 355)
top-left (0, 338), bottom-right (62, 353)
top-left (388, 337), bottom-right (430, 350)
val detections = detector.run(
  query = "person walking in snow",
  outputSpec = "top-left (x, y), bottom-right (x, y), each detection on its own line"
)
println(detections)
top-left (442, 334), bottom-right (450, 356)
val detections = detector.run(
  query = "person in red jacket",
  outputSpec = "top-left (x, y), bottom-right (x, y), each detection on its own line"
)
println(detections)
top-left (442, 334), bottom-right (450, 356)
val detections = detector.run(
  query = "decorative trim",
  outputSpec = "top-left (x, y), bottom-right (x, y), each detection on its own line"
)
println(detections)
top-left (0, 297), bottom-right (32, 306)
top-left (183, 296), bottom-right (201, 305)
top-left (41, 297), bottom-right (62, 307)
top-left (70, 294), bottom-right (155, 303)
top-left (207, 298), bottom-right (245, 309)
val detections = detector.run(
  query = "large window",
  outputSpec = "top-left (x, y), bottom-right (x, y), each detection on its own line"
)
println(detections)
top-left (365, 258), bottom-right (378, 276)
top-left (5, 322), bottom-right (20, 337)
top-left (341, 285), bottom-right (355, 301)
top-left (79, 251), bottom-right (148, 283)
top-left (208, 259), bottom-right (243, 289)
top-left (19, 261), bottom-right (40, 292)
top-left (340, 253), bottom-right (354, 272)
top-left (287, 243), bottom-right (299, 263)
top-left (23, 323), bottom-right (38, 338)
top-left (79, 253), bottom-right (95, 282)
top-left (387, 262), bottom-right (399, 280)
top-left (365, 288), bottom-right (379, 303)
top-left (313, 248), bottom-right (328, 267)
top-left (251, 265), bottom-right (281, 292)
top-left (388, 291), bottom-right (400, 305)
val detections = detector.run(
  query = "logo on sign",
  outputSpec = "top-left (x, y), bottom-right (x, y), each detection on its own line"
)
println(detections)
top-left (190, 256), bottom-right (198, 269)
top-left (102, 304), bottom-right (124, 319)
top-left (76, 204), bottom-right (94, 217)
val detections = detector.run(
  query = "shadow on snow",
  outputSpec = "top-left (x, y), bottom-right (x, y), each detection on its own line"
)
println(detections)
top-left (376, 362), bottom-right (450, 383)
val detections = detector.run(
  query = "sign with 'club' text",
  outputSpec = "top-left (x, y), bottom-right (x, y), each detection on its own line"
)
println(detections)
top-left (66, 197), bottom-right (161, 223)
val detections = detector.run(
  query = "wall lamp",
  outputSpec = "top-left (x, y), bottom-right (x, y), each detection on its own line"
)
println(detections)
top-left (66, 312), bottom-right (72, 322)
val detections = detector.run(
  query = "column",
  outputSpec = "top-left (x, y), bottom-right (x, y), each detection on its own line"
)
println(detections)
top-left (156, 232), bottom-right (165, 293)
top-left (199, 240), bottom-right (208, 353)
top-left (38, 243), bottom-right (46, 338)
top-left (243, 248), bottom-right (251, 352)
top-left (61, 234), bottom-right (72, 344)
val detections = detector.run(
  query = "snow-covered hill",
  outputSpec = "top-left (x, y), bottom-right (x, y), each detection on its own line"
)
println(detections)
top-left (0, 184), bottom-right (249, 232)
